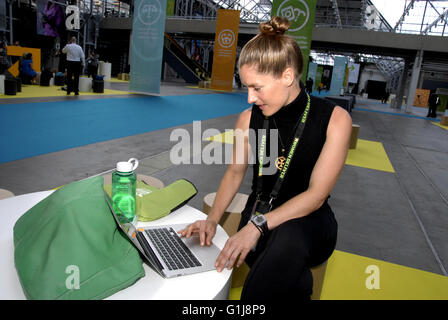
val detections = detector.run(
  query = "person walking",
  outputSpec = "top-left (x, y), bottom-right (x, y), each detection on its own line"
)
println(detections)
top-left (180, 16), bottom-right (351, 301)
top-left (426, 92), bottom-right (440, 118)
top-left (62, 37), bottom-right (85, 95)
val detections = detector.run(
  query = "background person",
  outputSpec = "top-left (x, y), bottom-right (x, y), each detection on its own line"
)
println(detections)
top-left (21, 53), bottom-right (37, 84)
top-left (427, 91), bottom-right (440, 118)
top-left (62, 37), bottom-right (85, 95)
top-left (180, 16), bottom-right (352, 301)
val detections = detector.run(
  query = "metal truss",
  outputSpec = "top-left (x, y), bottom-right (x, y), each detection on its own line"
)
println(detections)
top-left (394, 0), bottom-right (448, 36)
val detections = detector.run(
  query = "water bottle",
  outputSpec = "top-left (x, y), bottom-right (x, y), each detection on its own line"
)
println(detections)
top-left (112, 158), bottom-right (139, 224)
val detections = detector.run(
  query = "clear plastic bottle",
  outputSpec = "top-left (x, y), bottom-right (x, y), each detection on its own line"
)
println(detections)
top-left (112, 158), bottom-right (139, 224)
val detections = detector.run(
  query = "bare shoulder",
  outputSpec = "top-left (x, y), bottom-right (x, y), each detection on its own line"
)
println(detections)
top-left (235, 107), bottom-right (252, 130)
top-left (328, 106), bottom-right (352, 131)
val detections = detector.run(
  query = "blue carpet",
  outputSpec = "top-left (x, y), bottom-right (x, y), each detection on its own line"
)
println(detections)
top-left (0, 93), bottom-right (250, 164)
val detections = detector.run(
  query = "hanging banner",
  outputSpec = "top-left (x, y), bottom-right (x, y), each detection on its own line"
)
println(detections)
top-left (0, 0), bottom-right (6, 31)
top-left (329, 56), bottom-right (347, 95)
top-left (129, 0), bottom-right (167, 94)
top-left (36, 0), bottom-right (65, 38)
top-left (307, 62), bottom-right (317, 88)
top-left (166, 0), bottom-right (175, 16)
top-left (272, 0), bottom-right (317, 83)
top-left (347, 62), bottom-right (360, 84)
top-left (210, 9), bottom-right (240, 91)
top-left (315, 65), bottom-right (323, 91)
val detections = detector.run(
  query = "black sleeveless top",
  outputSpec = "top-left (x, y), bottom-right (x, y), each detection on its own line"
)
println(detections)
top-left (247, 82), bottom-right (337, 212)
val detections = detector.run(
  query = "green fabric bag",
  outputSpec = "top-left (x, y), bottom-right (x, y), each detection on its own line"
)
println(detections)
top-left (13, 176), bottom-right (145, 300)
top-left (136, 179), bottom-right (198, 222)
top-left (104, 179), bottom-right (197, 222)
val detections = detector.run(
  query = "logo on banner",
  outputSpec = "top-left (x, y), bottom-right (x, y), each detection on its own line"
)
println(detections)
top-left (218, 29), bottom-right (235, 48)
top-left (277, 0), bottom-right (309, 32)
top-left (138, 0), bottom-right (162, 26)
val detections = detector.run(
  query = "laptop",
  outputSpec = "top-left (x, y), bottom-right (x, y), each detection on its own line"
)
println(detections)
top-left (103, 191), bottom-right (221, 278)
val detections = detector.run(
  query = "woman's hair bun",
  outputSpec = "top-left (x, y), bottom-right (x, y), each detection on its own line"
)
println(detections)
top-left (259, 16), bottom-right (290, 36)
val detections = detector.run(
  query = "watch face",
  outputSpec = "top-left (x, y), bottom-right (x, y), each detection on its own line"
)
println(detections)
top-left (254, 215), bottom-right (266, 224)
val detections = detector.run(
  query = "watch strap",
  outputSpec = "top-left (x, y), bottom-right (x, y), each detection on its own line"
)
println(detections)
top-left (251, 220), bottom-right (263, 235)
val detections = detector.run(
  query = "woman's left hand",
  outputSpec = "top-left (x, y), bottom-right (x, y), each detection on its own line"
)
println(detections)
top-left (215, 222), bottom-right (261, 272)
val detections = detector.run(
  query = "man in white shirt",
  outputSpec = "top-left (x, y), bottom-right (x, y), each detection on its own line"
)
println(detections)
top-left (62, 37), bottom-right (85, 95)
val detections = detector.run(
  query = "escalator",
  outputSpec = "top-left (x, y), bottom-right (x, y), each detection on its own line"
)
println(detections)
top-left (163, 34), bottom-right (210, 84)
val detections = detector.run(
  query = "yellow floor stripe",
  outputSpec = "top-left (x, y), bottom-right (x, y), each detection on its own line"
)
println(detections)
top-left (321, 250), bottom-right (448, 300)
top-left (432, 122), bottom-right (448, 131)
top-left (205, 130), bottom-right (235, 144)
top-left (1, 83), bottom-right (129, 99)
top-left (228, 250), bottom-right (448, 300)
top-left (105, 78), bottom-right (129, 83)
top-left (186, 86), bottom-right (234, 93)
top-left (345, 138), bottom-right (395, 173)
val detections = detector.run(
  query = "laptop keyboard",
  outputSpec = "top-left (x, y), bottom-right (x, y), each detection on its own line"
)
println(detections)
top-left (145, 227), bottom-right (202, 271)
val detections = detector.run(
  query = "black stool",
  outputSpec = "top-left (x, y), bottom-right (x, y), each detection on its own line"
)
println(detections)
top-left (93, 80), bottom-right (104, 93)
top-left (5, 78), bottom-right (17, 95)
top-left (16, 78), bottom-right (22, 93)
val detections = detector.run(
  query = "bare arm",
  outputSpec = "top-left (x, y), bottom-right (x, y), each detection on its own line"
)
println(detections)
top-left (207, 109), bottom-right (252, 225)
top-left (179, 108), bottom-right (252, 245)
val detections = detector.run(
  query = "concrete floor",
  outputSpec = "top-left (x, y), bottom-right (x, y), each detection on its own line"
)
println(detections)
top-left (1, 81), bottom-right (447, 278)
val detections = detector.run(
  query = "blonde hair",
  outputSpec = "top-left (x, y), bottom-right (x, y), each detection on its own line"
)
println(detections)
top-left (238, 16), bottom-right (303, 80)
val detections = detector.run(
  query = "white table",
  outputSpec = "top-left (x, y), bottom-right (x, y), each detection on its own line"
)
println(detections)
top-left (0, 191), bottom-right (232, 300)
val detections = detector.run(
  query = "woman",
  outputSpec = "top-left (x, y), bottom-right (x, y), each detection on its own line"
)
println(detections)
top-left (22, 53), bottom-right (37, 83)
top-left (180, 16), bottom-right (352, 300)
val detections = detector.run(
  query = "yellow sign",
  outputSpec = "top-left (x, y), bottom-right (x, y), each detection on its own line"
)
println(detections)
top-left (210, 9), bottom-right (240, 91)
top-left (414, 88), bottom-right (430, 108)
top-left (6, 46), bottom-right (41, 78)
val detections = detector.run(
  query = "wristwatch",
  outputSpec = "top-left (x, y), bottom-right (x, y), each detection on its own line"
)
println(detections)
top-left (251, 214), bottom-right (268, 236)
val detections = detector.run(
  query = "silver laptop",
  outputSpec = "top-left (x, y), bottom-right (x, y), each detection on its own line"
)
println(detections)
top-left (104, 191), bottom-right (221, 278)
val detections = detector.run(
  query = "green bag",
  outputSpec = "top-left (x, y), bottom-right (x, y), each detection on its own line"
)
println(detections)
top-left (13, 176), bottom-right (145, 300)
top-left (136, 179), bottom-right (198, 222)
top-left (104, 179), bottom-right (197, 222)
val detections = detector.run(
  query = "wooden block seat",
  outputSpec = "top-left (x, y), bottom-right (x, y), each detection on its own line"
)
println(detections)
top-left (350, 124), bottom-right (360, 149)
top-left (0, 189), bottom-right (15, 200)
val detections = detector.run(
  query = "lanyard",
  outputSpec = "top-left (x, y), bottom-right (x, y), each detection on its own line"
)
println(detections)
top-left (256, 93), bottom-right (311, 204)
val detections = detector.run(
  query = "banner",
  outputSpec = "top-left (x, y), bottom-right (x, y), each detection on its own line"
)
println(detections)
top-left (210, 9), bottom-right (240, 91)
top-left (166, 0), bottom-right (175, 16)
top-left (347, 62), bottom-right (360, 84)
top-left (36, 0), bottom-right (65, 38)
top-left (307, 62), bottom-right (317, 89)
top-left (315, 65), bottom-right (323, 91)
top-left (329, 56), bottom-right (347, 95)
top-left (272, 0), bottom-right (317, 83)
top-left (129, 0), bottom-right (167, 94)
top-left (0, 0), bottom-right (6, 32)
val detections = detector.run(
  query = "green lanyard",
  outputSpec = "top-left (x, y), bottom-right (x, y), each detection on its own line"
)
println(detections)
top-left (256, 93), bottom-right (311, 204)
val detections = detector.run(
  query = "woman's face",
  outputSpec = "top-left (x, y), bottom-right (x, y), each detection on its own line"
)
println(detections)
top-left (239, 64), bottom-right (298, 117)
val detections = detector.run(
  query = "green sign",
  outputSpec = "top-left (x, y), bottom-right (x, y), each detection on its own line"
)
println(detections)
top-left (271, 0), bottom-right (317, 83)
top-left (166, 0), bottom-right (174, 16)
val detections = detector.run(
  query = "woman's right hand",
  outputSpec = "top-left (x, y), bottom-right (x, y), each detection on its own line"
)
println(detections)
top-left (178, 219), bottom-right (218, 247)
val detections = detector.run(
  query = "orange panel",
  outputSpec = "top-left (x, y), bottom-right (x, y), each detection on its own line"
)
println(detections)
top-left (210, 10), bottom-right (240, 91)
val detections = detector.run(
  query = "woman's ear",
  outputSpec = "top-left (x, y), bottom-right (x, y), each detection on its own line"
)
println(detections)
top-left (282, 67), bottom-right (295, 87)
